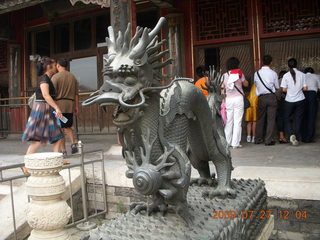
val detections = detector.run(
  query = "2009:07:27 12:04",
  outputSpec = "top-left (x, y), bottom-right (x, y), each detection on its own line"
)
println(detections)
top-left (210, 210), bottom-right (308, 220)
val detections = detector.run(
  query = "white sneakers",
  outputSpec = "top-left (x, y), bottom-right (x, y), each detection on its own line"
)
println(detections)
top-left (290, 135), bottom-right (299, 146)
top-left (232, 145), bottom-right (242, 149)
top-left (247, 136), bottom-right (255, 143)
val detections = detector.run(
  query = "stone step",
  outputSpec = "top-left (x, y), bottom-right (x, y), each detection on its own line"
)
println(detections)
top-left (103, 144), bottom-right (320, 201)
top-left (231, 166), bottom-right (320, 200)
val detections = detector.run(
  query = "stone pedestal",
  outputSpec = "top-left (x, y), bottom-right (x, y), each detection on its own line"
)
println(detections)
top-left (25, 153), bottom-right (72, 240)
top-left (82, 179), bottom-right (273, 240)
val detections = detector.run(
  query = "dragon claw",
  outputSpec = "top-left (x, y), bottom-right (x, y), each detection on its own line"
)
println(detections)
top-left (130, 202), bottom-right (147, 215)
top-left (174, 203), bottom-right (194, 226)
top-left (202, 186), bottom-right (236, 199)
top-left (190, 177), bottom-right (216, 187)
top-left (130, 201), bottom-right (168, 216)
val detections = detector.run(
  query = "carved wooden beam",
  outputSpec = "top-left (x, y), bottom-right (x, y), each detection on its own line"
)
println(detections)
top-left (69, 0), bottom-right (110, 8)
top-left (133, 0), bottom-right (174, 9)
top-left (0, 0), bottom-right (50, 14)
top-left (149, 0), bottom-right (173, 8)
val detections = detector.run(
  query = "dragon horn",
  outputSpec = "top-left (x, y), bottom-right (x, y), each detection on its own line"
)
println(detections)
top-left (129, 17), bottom-right (167, 60)
top-left (148, 17), bottom-right (166, 40)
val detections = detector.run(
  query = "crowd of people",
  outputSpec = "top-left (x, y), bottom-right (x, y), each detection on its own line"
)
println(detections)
top-left (195, 55), bottom-right (320, 149)
top-left (20, 54), bottom-right (319, 173)
top-left (21, 58), bottom-right (79, 173)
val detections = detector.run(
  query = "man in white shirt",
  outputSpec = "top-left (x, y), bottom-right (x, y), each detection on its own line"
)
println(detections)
top-left (301, 67), bottom-right (320, 142)
top-left (254, 55), bottom-right (279, 145)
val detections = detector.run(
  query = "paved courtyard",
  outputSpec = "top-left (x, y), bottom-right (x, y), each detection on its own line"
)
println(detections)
top-left (0, 134), bottom-right (319, 240)
top-left (0, 134), bottom-right (319, 168)
top-left (0, 134), bottom-right (319, 200)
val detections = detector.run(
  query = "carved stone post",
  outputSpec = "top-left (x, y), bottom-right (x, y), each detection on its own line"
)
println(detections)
top-left (25, 153), bottom-right (72, 240)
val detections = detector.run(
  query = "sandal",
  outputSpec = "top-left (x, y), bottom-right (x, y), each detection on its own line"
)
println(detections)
top-left (71, 144), bottom-right (78, 154)
top-left (279, 138), bottom-right (289, 144)
top-left (20, 166), bottom-right (29, 175)
top-left (62, 151), bottom-right (67, 158)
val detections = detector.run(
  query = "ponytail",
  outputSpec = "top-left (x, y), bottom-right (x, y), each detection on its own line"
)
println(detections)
top-left (36, 61), bottom-right (44, 76)
top-left (289, 68), bottom-right (296, 84)
top-left (288, 58), bottom-right (297, 84)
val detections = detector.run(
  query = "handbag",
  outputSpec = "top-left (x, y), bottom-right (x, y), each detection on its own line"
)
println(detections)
top-left (234, 84), bottom-right (251, 109)
top-left (220, 102), bottom-right (227, 126)
top-left (256, 71), bottom-right (281, 100)
top-left (28, 93), bottom-right (36, 108)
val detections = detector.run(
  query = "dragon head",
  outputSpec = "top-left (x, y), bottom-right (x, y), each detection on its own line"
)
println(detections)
top-left (83, 17), bottom-right (172, 124)
top-left (203, 66), bottom-right (225, 117)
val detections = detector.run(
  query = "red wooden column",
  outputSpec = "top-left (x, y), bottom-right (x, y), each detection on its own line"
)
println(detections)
top-left (251, 0), bottom-right (262, 70)
top-left (131, 1), bottom-right (137, 34)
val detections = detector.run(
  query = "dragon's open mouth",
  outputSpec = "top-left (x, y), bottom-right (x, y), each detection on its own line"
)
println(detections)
top-left (82, 86), bottom-right (142, 125)
top-left (113, 105), bottom-right (131, 123)
top-left (82, 79), bottom-right (146, 109)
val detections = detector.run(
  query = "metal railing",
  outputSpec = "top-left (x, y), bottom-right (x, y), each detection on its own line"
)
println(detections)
top-left (66, 143), bottom-right (107, 230)
top-left (0, 99), bottom-right (26, 136)
top-left (0, 144), bottom-right (108, 240)
top-left (0, 163), bottom-right (30, 240)
top-left (0, 93), bottom-right (117, 136)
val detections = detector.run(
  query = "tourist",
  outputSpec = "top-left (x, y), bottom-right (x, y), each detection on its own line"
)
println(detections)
top-left (195, 65), bottom-right (209, 97)
top-left (52, 58), bottom-right (80, 157)
top-left (254, 55), bottom-right (279, 146)
top-left (281, 58), bottom-right (307, 146)
top-left (245, 83), bottom-right (258, 143)
top-left (276, 71), bottom-right (289, 143)
top-left (22, 59), bottom-right (64, 169)
top-left (301, 67), bottom-right (320, 143)
top-left (222, 57), bottom-right (248, 148)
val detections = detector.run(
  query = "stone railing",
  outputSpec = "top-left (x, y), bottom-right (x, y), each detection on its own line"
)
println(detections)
top-left (24, 152), bottom-right (72, 240)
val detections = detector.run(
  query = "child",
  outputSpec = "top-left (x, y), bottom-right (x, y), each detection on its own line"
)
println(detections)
top-left (245, 84), bottom-right (258, 143)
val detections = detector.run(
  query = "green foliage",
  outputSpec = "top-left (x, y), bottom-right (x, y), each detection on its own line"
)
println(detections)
top-left (116, 201), bottom-right (127, 214)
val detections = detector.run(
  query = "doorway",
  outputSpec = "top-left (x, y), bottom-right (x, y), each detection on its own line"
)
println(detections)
top-left (195, 43), bottom-right (254, 83)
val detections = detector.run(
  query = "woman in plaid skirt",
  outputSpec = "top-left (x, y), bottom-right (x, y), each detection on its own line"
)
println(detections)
top-left (22, 59), bottom-right (64, 157)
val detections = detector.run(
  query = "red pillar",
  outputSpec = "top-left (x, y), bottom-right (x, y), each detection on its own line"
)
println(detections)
top-left (130, 1), bottom-right (137, 35)
top-left (251, 0), bottom-right (262, 71)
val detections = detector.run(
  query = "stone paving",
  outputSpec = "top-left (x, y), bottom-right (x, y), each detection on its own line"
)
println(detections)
top-left (1, 134), bottom-right (319, 168)
top-left (0, 134), bottom-right (319, 240)
top-left (1, 134), bottom-right (319, 198)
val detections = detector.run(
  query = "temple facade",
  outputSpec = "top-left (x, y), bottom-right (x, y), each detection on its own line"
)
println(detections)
top-left (0, 0), bottom-right (319, 132)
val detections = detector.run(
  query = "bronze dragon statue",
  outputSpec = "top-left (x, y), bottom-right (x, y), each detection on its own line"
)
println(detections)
top-left (83, 17), bottom-right (235, 223)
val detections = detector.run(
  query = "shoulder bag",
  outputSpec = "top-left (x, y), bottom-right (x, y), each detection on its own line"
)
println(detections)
top-left (28, 93), bottom-right (36, 108)
top-left (234, 84), bottom-right (251, 109)
top-left (256, 71), bottom-right (281, 100)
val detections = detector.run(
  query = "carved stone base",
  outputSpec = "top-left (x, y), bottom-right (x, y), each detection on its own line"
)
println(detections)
top-left (82, 179), bottom-right (271, 240)
top-left (25, 153), bottom-right (71, 240)
top-left (28, 229), bottom-right (70, 240)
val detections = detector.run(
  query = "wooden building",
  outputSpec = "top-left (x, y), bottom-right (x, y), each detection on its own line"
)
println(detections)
top-left (0, 0), bottom-right (319, 133)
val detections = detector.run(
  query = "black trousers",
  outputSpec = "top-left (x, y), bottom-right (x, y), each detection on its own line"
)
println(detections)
top-left (284, 99), bottom-right (306, 141)
top-left (302, 91), bottom-right (318, 142)
top-left (276, 99), bottom-right (286, 132)
top-left (256, 94), bottom-right (277, 144)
